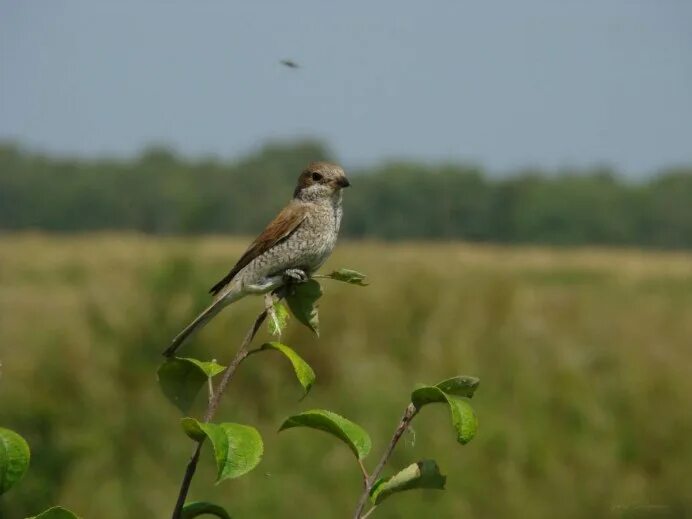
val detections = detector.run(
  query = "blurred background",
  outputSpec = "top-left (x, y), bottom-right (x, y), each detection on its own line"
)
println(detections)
top-left (1, 2), bottom-right (691, 518)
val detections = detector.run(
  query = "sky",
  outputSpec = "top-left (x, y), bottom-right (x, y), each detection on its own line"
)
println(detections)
top-left (1, 1), bottom-right (691, 176)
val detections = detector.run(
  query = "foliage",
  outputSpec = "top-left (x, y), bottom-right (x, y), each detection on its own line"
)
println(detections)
top-left (266, 301), bottom-right (290, 337)
top-left (279, 409), bottom-right (372, 460)
top-left (0, 427), bottom-right (30, 495)
top-left (408, 375), bottom-right (481, 444)
top-left (2, 141), bottom-right (692, 248)
top-left (154, 268), bottom-right (479, 518)
top-left (285, 280), bottom-right (322, 336)
top-left (258, 342), bottom-right (316, 398)
top-left (181, 419), bottom-right (264, 482)
top-left (0, 429), bottom-right (80, 517)
top-left (157, 357), bottom-right (226, 413)
top-left (370, 460), bottom-right (446, 505)
top-left (320, 269), bottom-right (369, 286)
top-left (276, 371), bottom-right (481, 518)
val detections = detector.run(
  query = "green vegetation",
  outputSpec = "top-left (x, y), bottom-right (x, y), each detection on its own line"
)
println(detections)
top-left (159, 265), bottom-right (477, 518)
top-left (1, 235), bottom-right (691, 517)
top-left (2, 140), bottom-right (692, 248)
top-left (0, 427), bottom-right (80, 517)
top-left (0, 427), bottom-right (30, 495)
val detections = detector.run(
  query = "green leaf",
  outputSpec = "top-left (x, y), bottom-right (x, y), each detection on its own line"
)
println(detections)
top-left (285, 280), bottom-right (322, 335)
top-left (181, 501), bottom-right (232, 519)
top-left (325, 268), bottom-right (368, 286)
top-left (0, 427), bottom-right (30, 496)
top-left (279, 409), bottom-right (371, 460)
top-left (259, 342), bottom-right (316, 398)
top-left (369, 460), bottom-right (446, 505)
top-left (411, 387), bottom-right (478, 444)
top-left (26, 506), bottom-right (81, 519)
top-left (267, 301), bottom-right (290, 337)
top-left (180, 419), bottom-right (263, 482)
top-left (157, 357), bottom-right (226, 413)
top-left (181, 417), bottom-right (207, 441)
top-left (434, 376), bottom-right (480, 398)
top-left (182, 358), bottom-right (226, 378)
top-left (410, 385), bottom-right (446, 407)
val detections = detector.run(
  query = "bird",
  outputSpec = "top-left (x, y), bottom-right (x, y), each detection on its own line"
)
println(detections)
top-left (163, 161), bottom-right (350, 357)
top-left (280, 59), bottom-right (300, 69)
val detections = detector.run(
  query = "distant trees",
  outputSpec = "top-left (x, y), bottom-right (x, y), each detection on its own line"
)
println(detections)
top-left (1, 140), bottom-right (691, 249)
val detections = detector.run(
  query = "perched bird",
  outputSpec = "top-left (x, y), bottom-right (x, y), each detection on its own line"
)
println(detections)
top-left (163, 162), bottom-right (350, 357)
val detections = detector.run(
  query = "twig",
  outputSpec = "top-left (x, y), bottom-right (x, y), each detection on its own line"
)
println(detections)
top-left (352, 403), bottom-right (419, 519)
top-left (170, 306), bottom-right (269, 519)
top-left (207, 377), bottom-right (214, 405)
top-left (358, 458), bottom-right (370, 482)
top-left (171, 442), bottom-right (203, 519)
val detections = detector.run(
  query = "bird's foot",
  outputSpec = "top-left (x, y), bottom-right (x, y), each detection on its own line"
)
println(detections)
top-left (245, 277), bottom-right (283, 294)
top-left (283, 268), bottom-right (309, 284)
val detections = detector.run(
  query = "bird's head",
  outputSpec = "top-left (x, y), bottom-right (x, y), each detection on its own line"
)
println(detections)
top-left (293, 162), bottom-right (350, 201)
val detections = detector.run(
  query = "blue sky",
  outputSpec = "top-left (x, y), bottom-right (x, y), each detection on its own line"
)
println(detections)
top-left (1, 1), bottom-right (691, 176)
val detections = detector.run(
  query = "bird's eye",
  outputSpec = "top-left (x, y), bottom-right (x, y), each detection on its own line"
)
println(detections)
top-left (311, 172), bottom-right (323, 182)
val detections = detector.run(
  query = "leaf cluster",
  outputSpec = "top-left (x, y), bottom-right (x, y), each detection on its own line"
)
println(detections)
top-left (155, 268), bottom-right (480, 517)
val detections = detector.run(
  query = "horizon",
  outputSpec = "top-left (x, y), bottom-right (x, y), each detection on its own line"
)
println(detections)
top-left (1, 138), bottom-right (689, 180)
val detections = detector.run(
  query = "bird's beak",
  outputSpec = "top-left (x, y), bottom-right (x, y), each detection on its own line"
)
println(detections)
top-left (336, 177), bottom-right (351, 188)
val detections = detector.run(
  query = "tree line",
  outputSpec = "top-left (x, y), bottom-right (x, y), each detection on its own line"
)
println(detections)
top-left (1, 140), bottom-right (691, 249)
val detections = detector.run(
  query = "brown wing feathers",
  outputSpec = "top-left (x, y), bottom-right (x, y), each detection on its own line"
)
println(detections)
top-left (209, 202), bottom-right (308, 295)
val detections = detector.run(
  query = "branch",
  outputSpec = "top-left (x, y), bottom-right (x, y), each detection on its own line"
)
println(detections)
top-left (352, 403), bottom-right (418, 519)
top-left (170, 304), bottom-right (270, 519)
top-left (168, 273), bottom-right (293, 519)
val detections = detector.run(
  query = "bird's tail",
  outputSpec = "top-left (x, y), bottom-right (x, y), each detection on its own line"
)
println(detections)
top-left (163, 290), bottom-right (241, 357)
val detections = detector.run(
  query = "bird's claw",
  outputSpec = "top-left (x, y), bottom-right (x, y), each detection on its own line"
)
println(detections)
top-left (283, 268), bottom-right (309, 284)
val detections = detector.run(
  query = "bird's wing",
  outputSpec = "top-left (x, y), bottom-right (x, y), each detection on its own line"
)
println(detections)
top-left (209, 201), bottom-right (309, 296)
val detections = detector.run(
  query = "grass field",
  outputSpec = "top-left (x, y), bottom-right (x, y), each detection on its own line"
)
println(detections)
top-left (1, 234), bottom-right (691, 518)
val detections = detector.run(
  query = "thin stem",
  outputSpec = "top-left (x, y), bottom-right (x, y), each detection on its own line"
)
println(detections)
top-left (206, 299), bottom-right (274, 424)
top-left (171, 442), bottom-right (203, 518)
top-left (352, 403), bottom-right (418, 519)
top-left (361, 506), bottom-right (378, 519)
top-left (207, 377), bottom-right (214, 405)
top-left (358, 458), bottom-right (370, 482)
top-left (170, 307), bottom-right (269, 519)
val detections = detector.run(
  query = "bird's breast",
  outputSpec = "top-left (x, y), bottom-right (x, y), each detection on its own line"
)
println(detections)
top-left (297, 199), bottom-right (341, 269)
top-left (237, 197), bottom-right (342, 286)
